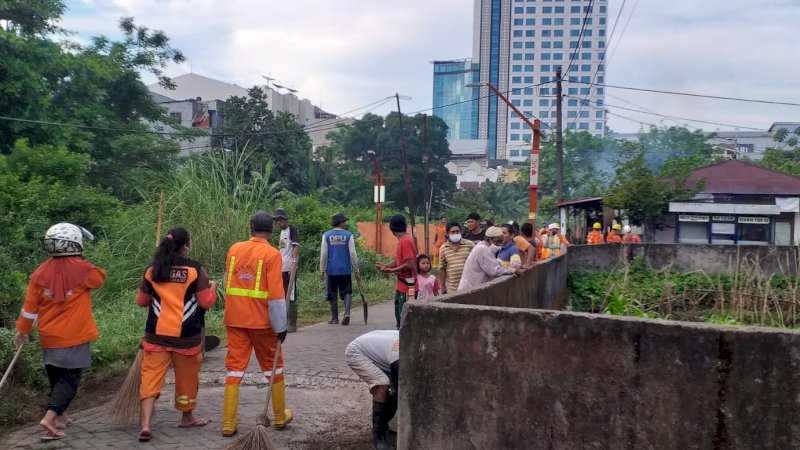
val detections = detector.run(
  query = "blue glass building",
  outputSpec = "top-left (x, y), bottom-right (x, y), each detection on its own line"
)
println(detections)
top-left (432, 60), bottom-right (479, 140)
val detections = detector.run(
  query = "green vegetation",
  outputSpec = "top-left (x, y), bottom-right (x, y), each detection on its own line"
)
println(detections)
top-left (568, 256), bottom-right (800, 328)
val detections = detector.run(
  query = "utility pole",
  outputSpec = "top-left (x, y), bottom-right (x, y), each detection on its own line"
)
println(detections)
top-left (396, 93), bottom-right (418, 252)
top-left (556, 66), bottom-right (564, 205)
top-left (422, 114), bottom-right (430, 257)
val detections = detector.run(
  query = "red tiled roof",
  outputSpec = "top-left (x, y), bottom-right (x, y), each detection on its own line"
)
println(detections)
top-left (686, 160), bottom-right (800, 195)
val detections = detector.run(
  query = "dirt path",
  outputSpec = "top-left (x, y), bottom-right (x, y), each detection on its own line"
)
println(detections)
top-left (1, 301), bottom-right (399, 449)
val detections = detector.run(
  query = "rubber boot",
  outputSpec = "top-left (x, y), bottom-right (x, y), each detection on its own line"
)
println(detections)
top-left (287, 301), bottom-right (298, 333)
top-left (372, 401), bottom-right (391, 450)
top-left (394, 293), bottom-right (406, 329)
top-left (342, 293), bottom-right (352, 325)
top-left (271, 380), bottom-right (294, 429)
top-left (221, 384), bottom-right (239, 437)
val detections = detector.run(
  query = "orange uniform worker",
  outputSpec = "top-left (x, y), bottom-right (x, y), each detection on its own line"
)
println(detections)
top-left (586, 222), bottom-right (604, 245)
top-left (541, 223), bottom-right (570, 259)
top-left (14, 223), bottom-right (105, 441)
top-left (222, 211), bottom-right (292, 437)
top-left (136, 228), bottom-right (217, 442)
top-left (432, 217), bottom-right (447, 268)
top-left (606, 224), bottom-right (624, 243)
top-left (622, 225), bottom-right (642, 243)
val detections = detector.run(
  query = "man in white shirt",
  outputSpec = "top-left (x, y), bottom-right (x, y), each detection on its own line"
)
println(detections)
top-left (458, 226), bottom-right (523, 291)
top-left (275, 208), bottom-right (299, 333)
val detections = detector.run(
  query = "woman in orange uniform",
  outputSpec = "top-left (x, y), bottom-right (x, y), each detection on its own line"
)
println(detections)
top-left (14, 223), bottom-right (106, 441)
top-left (136, 228), bottom-right (217, 442)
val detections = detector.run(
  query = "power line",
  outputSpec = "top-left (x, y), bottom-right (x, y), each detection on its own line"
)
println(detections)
top-left (575, 81), bottom-right (800, 107)
top-left (562, 0), bottom-right (596, 79)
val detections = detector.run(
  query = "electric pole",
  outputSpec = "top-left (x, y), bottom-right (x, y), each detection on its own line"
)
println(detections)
top-left (422, 114), bottom-right (430, 257)
top-left (396, 93), bottom-right (418, 252)
top-left (556, 66), bottom-right (564, 205)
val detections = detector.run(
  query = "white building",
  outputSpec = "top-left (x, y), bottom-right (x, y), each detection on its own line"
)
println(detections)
top-left (148, 73), bottom-right (341, 149)
top-left (473, 0), bottom-right (608, 164)
top-left (444, 139), bottom-right (499, 189)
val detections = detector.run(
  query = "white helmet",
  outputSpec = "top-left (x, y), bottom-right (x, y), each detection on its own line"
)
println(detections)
top-left (44, 223), bottom-right (84, 256)
top-left (547, 223), bottom-right (560, 231)
top-left (623, 225), bottom-right (632, 234)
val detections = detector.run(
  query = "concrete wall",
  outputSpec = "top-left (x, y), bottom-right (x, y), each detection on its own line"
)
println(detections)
top-left (436, 251), bottom-right (568, 310)
top-left (568, 243), bottom-right (799, 276)
top-left (399, 304), bottom-right (800, 449)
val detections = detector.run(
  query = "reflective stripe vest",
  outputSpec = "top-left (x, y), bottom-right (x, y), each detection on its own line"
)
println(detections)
top-left (587, 230), bottom-right (604, 245)
top-left (224, 237), bottom-right (285, 329)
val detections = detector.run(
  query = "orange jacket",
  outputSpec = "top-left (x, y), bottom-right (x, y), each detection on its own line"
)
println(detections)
top-left (606, 231), bottom-right (623, 243)
top-left (224, 237), bottom-right (285, 329)
top-left (434, 224), bottom-right (447, 249)
top-left (586, 230), bottom-right (604, 245)
top-left (16, 265), bottom-right (106, 349)
top-left (623, 233), bottom-right (642, 243)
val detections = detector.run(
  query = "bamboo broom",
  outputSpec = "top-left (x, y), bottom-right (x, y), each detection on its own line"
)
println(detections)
top-left (108, 190), bottom-right (165, 424)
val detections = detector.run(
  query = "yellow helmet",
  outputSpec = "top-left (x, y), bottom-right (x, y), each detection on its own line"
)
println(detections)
top-left (612, 223), bottom-right (622, 231)
top-left (592, 222), bottom-right (601, 230)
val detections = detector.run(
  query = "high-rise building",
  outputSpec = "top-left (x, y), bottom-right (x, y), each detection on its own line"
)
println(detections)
top-left (472, 0), bottom-right (608, 163)
top-left (432, 59), bottom-right (480, 140)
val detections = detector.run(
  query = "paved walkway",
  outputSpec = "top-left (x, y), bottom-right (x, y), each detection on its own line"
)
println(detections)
top-left (2, 301), bottom-right (399, 449)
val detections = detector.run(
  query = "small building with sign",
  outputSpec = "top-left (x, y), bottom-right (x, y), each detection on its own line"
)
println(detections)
top-left (661, 160), bottom-right (800, 245)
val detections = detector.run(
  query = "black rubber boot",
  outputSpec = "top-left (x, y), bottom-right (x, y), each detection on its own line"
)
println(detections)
top-left (287, 301), bottom-right (298, 333)
top-left (372, 401), bottom-right (391, 450)
top-left (342, 294), bottom-right (352, 325)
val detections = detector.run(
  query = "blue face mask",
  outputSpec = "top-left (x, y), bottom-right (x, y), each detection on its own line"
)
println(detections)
top-left (449, 234), bottom-right (462, 243)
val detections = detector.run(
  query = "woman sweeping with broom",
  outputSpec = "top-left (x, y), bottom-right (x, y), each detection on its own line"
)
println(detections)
top-left (135, 227), bottom-right (217, 442)
top-left (13, 223), bottom-right (106, 441)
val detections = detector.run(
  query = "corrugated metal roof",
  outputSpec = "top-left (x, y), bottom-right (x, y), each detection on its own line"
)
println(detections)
top-left (687, 160), bottom-right (800, 195)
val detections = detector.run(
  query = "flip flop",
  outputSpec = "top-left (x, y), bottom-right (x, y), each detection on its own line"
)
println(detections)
top-left (41, 430), bottom-right (66, 441)
top-left (178, 417), bottom-right (209, 428)
top-left (56, 418), bottom-right (74, 429)
top-left (138, 430), bottom-right (152, 442)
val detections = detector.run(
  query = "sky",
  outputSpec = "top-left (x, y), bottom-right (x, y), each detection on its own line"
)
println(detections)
top-left (61, 0), bottom-right (800, 134)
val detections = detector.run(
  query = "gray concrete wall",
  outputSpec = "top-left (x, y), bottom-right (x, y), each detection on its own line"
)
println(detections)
top-left (399, 303), bottom-right (800, 449)
top-left (568, 243), bottom-right (799, 276)
top-left (435, 251), bottom-right (569, 310)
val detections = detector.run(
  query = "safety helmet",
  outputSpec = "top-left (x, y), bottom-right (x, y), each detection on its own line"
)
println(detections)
top-left (612, 224), bottom-right (622, 231)
top-left (623, 225), bottom-right (632, 234)
top-left (547, 223), bottom-right (560, 231)
top-left (592, 222), bottom-right (601, 230)
top-left (44, 223), bottom-right (84, 256)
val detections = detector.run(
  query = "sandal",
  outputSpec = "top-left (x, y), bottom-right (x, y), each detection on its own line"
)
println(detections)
top-left (178, 417), bottom-right (210, 428)
top-left (139, 430), bottom-right (152, 442)
top-left (41, 430), bottom-right (66, 441)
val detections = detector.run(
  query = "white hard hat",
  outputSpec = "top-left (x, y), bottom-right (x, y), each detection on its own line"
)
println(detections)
top-left (547, 223), bottom-right (560, 231)
top-left (44, 223), bottom-right (84, 256)
top-left (623, 225), bottom-right (632, 234)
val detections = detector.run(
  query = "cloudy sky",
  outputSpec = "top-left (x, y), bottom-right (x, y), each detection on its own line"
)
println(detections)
top-left (62, 0), bottom-right (800, 133)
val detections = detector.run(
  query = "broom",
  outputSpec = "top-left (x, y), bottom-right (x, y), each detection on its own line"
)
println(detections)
top-left (0, 319), bottom-right (37, 392)
top-left (108, 190), bottom-right (165, 425)
top-left (226, 341), bottom-right (282, 450)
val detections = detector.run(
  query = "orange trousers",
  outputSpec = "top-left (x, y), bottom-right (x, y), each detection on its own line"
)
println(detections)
top-left (140, 350), bottom-right (202, 412)
top-left (225, 327), bottom-right (284, 385)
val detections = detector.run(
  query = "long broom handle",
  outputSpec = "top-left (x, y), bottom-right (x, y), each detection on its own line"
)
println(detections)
top-left (155, 190), bottom-right (165, 247)
top-left (0, 319), bottom-right (37, 391)
top-left (261, 341), bottom-right (282, 418)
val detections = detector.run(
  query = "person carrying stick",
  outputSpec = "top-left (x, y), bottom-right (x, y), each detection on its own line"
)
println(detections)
top-left (14, 223), bottom-right (106, 441)
top-left (221, 211), bottom-right (292, 437)
top-left (135, 228), bottom-right (217, 442)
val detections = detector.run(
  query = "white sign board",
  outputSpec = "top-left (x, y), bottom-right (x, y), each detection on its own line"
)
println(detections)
top-left (529, 152), bottom-right (539, 186)
top-left (679, 215), bottom-right (709, 222)
top-left (373, 185), bottom-right (385, 203)
top-left (738, 217), bottom-right (769, 224)
top-left (712, 216), bottom-right (735, 222)
top-left (711, 223), bottom-right (735, 234)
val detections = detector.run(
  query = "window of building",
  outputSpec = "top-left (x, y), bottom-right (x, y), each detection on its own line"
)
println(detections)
top-left (596, 99), bottom-right (604, 106)
top-left (596, 111), bottom-right (603, 118)
top-left (540, 111), bottom-right (549, 118)
top-left (597, 76), bottom-right (604, 83)
top-left (554, 6), bottom-right (564, 13)
top-left (512, 76), bottom-right (522, 83)
top-left (513, 53), bottom-right (523, 60)
top-left (598, 52), bottom-right (606, 60)
top-left (567, 122), bottom-right (577, 130)
top-left (539, 99), bottom-right (549, 106)
top-left (570, 41), bottom-right (578, 48)
top-left (526, 7), bottom-right (536, 13)
top-left (540, 87), bottom-right (550, 95)
top-left (584, 30), bottom-right (592, 37)
top-left (600, 17), bottom-right (606, 25)
top-left (597, 88), bottom-right (604, 94)
top-left (581, 64), bottom-right (591, 71)
top-left (541, 65), bottom-right (550, 72)
top-left (524, 65), bottom-right (534, 72)
top-left (554, 30), bottom-right (563, 37)
top-left (514, 6), bottom-right (524, 13)
top-left (581, 52), bottom-right (591, 60)
top-left (543, 18), bottom-right (552, 25)
top-left (522, 134), bottom-right (532, 141)
top-left (543, 6), bottom-right (552, 13)
top-left (580, 87), bottom-right (590, 95)
top-left (526, 18), bottom-right (535, 25)
top-left (510, 149), bottom-right (520, 157)
top-left (524, 88), bottom-right (534, 95)
top-left (526, 41), bottom-right (535, 48)
top-left (551, 99), bottom-right (558, 106)
top-left (526, 30), bottom-right (535, 37)
top-left (570, 6), bottom-right (580, 12)
top-left (525, 53), bottom-right (535, 60)
top-left (542, 41), bottom-right (552, 49)
top-left (567, 99), bottom-right (578, 106)
top-left (511, 122), bottom-right (520, 129)
top-left (583, 5), bottom-right (593, 13)
top-left (513, 42), bottom-right (523, 49)
top-left (524, 76), bottom-right (534, 83)
top-left (523, 99), bottom-right (533, 106)
top-left (542, 30), bottom-right (551, 37)
top-left (570, 29), bottom-right (581, 37)
top-left (514, 18), bottom-right (524, 25)
top-left (567, 111), bottom-right (577, 118)
top-left (512, 100), bottom-right (521, 106)
top-left (554, 41), bottom-right (563, 48)
top-left (598, 64), bottom-right (605, 71)
top-left (541, 53), bottom-right (551, 60)
top-left (540, 76), bottom-right (550, 83)
top-left (579, 122), bottom-right (589, 130)
top-left (582, 41), bottom-right (592, 48)
top-left (598, 41), bottom-right (605, 48)
top-left (580, 111), bottom-right (589, 118)
top-left (554, 18), bottom-right (564, 25)
top-left (568, 87), bottom-right (578, 95)
top-left (569, 64), bottom-right (578, 71)
top-left (511, 88), bottom-right (522, 95)
top-left (568, 76), bottom-right (578, 82)
top-left (599, 29), bottom-right (606, 37)
top-left (600, 5), bottom-right (607, 13)
top-left (580, 76), bottom-right (591, 83)
top-left (584, 18), bottom-right (593, 25)
top-left (571, 17), bottom-right (580, 25)
top-left (595, 122), bottom-right (603, 129)
top-left (513, 30), bottom-right (523, 37)
top-left (553, 53), bottom-right (563, 60)
top-left (170, 112), bottom-right (182, 122)
top-left (513, 65), bottom-right (522, 72)
top-left (510, 134), bottom-right (520, 141)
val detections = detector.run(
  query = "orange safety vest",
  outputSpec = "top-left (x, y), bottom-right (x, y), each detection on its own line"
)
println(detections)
top-left (142, 260), bottom-right (205, 340)
top-left (623, 233), bottom-right (642, 243)
top-left (587, 230), bottom-right (604, 245)
top-left (224, 237), bottom-right (285, 329)
top-left (606, 231), bottom-right (623, 243)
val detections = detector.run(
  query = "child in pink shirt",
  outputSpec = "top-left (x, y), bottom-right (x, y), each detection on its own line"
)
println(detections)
top-left (415, 254), bottom-right (440, 300)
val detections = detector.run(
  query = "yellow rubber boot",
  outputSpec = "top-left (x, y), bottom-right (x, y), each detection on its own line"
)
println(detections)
top-left (271, 380), bottom-right (293, 429)
top-left (221, 384), bottom-right (239, 437)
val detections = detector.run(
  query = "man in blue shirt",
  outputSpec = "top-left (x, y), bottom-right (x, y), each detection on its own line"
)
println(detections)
top-left (497, 224), bottom-right (523, 268)
top-left (320, 212), bottom-right (360, 325)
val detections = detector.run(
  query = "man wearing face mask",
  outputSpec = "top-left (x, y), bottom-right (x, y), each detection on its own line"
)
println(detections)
top-left (438, 221), bottom-right (474, 294)
top-left (458, 226), bottom-right (522, 291)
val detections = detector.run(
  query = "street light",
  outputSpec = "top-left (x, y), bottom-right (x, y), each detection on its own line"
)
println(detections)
top-left (366, 150), bottom-right (385, 253)
top-left (467, 82), bottom-right (543, 227)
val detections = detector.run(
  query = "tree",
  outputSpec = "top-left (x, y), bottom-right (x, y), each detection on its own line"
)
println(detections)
top-left (759, 126), bottom-right (800, 175)
top-left (320, 113), bottom-right (457, 215)
top-left (215, 86), bottom-right (313, 193)
top-left (605, 146), bottom-right (702, 240)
